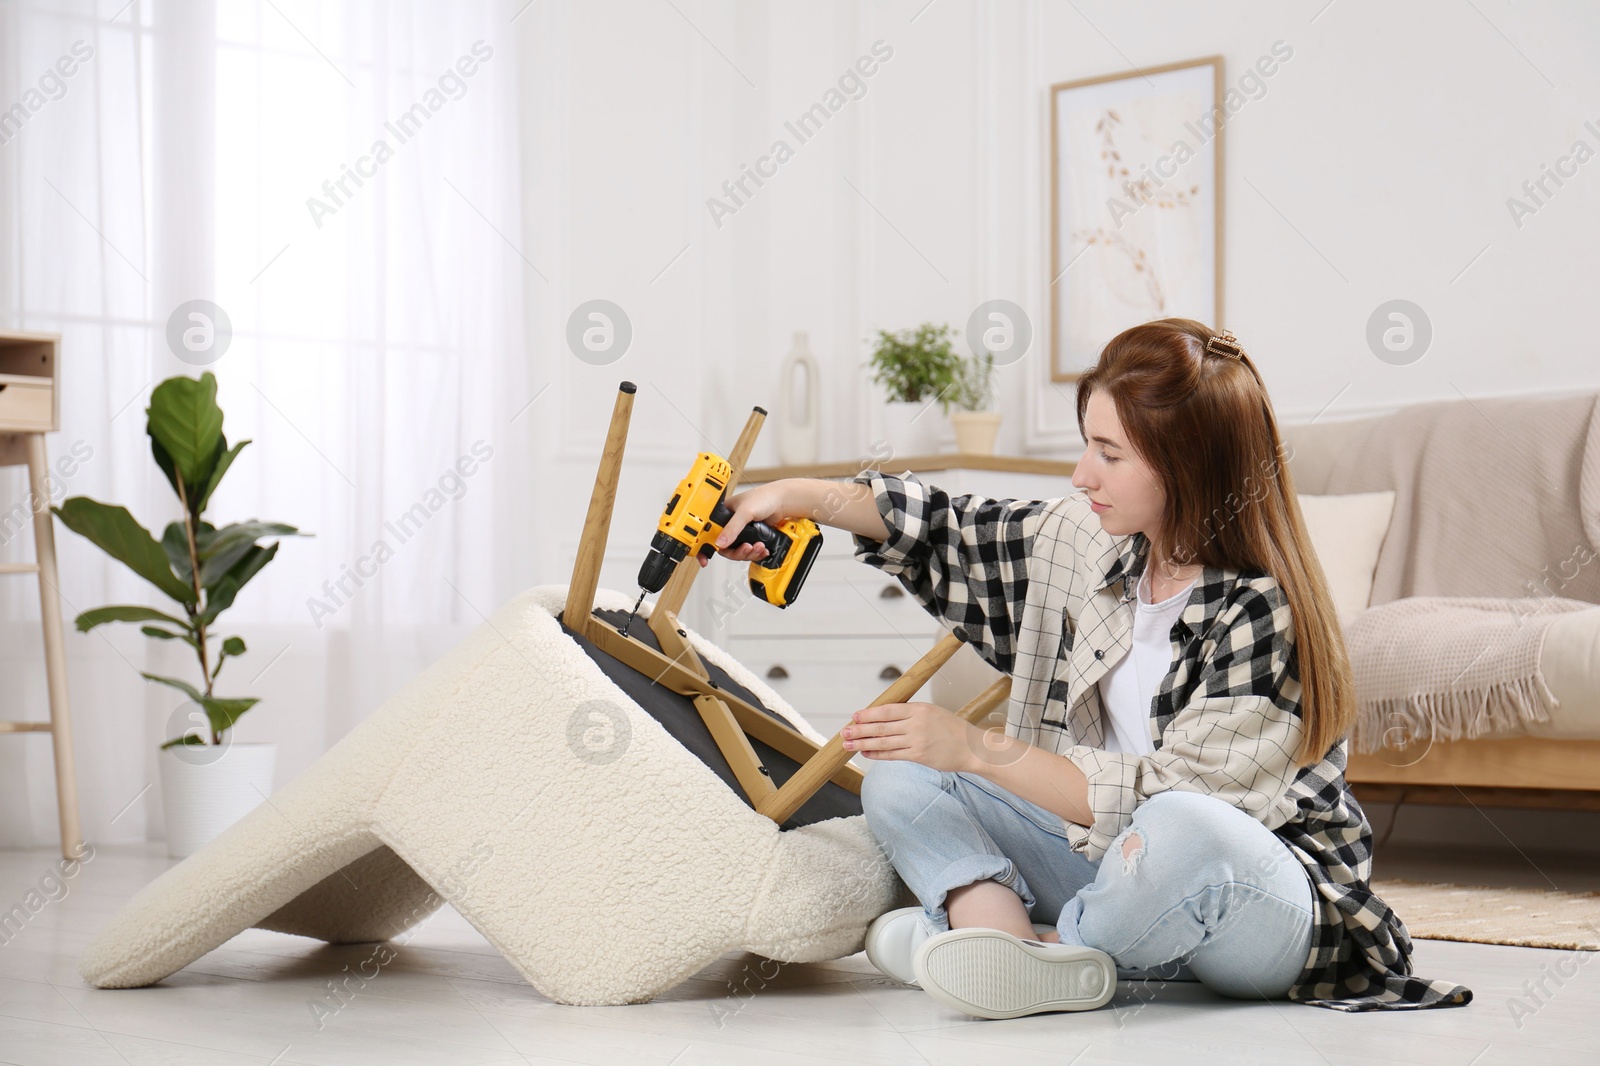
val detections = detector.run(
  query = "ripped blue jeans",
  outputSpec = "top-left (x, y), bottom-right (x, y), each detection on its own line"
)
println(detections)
top-left (860, 760), bottom-right (1316, 999)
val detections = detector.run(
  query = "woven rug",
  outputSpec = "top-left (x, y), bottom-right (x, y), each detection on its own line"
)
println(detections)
top-left (1373, 879), bottom-right (1600, 950)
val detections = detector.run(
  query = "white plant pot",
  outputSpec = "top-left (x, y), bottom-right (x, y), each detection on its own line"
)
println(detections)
top-left (159, 741), bottom-right (277, 859)
top-left (880, 400), bottom-right (942, 458)
top-left (950, 410), bottom-right (1002, 455)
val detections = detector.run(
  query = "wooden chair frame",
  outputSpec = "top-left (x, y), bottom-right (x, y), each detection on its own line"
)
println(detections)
top-left (561, 381), bottom-right (1009, 825)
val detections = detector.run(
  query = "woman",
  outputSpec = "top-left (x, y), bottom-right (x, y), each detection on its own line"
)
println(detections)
top-left (707, 318), bottom-right (1470, 1020)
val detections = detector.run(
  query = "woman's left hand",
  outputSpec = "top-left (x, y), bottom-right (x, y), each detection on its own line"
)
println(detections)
top-left (841, 701), bottom-right (978, 773)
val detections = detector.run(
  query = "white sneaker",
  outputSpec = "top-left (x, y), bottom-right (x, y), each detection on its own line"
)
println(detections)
top-left (863, 908), bottom-right (1059, 988)
top-left (863, 907), bottom-right (928, 986)
top-left (912, 927), bottom-right (1117, 1019)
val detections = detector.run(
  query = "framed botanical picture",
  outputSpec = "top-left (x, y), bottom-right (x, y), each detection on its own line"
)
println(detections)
top-left (1049, 56), bottom-right (1224, 382)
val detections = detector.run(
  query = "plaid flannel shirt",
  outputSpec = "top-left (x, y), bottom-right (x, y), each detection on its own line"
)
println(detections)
top-left (848, 468), bottom-right (1472, 1012)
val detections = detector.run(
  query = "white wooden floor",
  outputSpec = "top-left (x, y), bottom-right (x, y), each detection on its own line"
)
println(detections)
top-left (1, 842), bottom-right (1596, 1066)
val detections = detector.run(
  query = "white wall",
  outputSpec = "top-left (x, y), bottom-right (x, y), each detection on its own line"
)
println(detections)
top-left (514, 0), bottom-right (1600, 624)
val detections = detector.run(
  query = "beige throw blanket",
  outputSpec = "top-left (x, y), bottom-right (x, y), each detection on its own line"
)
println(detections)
top-left (1291, 391), bottom-right (1600, 606)
top-left (1345, 595), bottom-right (1595, 754)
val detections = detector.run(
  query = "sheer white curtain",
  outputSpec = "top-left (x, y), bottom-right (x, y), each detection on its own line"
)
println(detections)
top-left (0, 0), bottom-right (536, 847)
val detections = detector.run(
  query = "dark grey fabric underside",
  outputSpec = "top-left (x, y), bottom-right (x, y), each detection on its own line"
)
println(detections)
top-left (558, 607), bottom-right (863, 830)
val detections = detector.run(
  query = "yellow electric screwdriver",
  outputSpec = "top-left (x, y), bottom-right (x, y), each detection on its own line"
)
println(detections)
top-left (620, 451), bottom-right (823, 635)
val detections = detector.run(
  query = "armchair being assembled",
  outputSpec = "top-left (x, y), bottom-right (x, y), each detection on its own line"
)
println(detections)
top-left (80, 382), bottom-right (1006, 1005)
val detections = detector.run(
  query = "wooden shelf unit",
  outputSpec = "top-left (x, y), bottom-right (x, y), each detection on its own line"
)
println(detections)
top-left (0, 331), bottom-right (59, 433)
top-left (1, 330), bottom-right (82, 858)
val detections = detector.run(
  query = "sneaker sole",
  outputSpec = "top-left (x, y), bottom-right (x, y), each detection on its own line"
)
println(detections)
top-left (863, 912), bottom-right (1061, 989)
top-left (913, 929), bottom-right (1116, 1019)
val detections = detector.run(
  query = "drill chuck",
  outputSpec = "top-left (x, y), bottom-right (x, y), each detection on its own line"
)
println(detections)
top-left (637, 531), bottom-right (688, 594)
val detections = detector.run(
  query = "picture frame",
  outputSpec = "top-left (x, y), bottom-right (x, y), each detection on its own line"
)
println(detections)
top-left (1049, 56), bottom-right (1225, 383)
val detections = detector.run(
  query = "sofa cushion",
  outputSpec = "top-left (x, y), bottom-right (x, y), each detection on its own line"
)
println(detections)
top-left (1345, 595), bottom-right (1594, 751)
top-left (1298, 491), bottom-right (1397, 621)
top-left (1528, 606), bottom-right (1600, 738)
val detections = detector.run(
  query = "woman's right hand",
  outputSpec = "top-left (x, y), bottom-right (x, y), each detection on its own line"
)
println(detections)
top-left (703, 483), bottom-right (791, 567)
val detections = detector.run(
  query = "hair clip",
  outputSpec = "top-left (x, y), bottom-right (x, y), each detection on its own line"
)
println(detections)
top-left (1205, 329), bottom-right (1245, 360)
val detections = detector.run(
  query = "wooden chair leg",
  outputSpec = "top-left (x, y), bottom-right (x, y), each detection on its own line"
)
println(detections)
top-left (564, 382), bottom-right (636, 643)
top-left (755, 631), bottom-right (967, 825)
top-left (649, 403), bottom-right (767, 632)
top-left (28, 434), bottom-right (81, 858)
top-left (651, 611), bottom-right (710, 682)
top-left (956, 676), bottom-right (1013, 726)
top-left (693, 694), bottom-right (776, 803)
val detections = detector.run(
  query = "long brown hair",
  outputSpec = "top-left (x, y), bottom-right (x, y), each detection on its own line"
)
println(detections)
top-left (1075, 317), bottom-right (1354, 766)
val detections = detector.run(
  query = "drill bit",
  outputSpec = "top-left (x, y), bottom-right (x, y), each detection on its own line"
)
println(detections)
top-left (618, 587), bottom-right (647, 638)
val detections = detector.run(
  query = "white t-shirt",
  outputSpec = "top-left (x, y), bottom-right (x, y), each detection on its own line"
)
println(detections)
top-left (1094, 567), bottom-right (1195, 755)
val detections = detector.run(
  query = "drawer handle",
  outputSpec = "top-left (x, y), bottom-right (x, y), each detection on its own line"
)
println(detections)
top-left (879, 584), bottom-right (904, 599)
top-left (879, 665), bottom-right (902, 681)
top-left (766, 665), bottom-right (789, 680)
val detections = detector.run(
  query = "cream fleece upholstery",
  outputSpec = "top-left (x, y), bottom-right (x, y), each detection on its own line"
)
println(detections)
top-left (80, 585), bottom-right (905, 1005)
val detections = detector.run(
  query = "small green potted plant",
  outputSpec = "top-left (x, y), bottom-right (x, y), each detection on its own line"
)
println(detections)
top-left (864, 322), bottom-right (964, 456)
top-left (944, 351), bottom-right (1001, 455)
top-left (52, 372), bottom-right (309, 858)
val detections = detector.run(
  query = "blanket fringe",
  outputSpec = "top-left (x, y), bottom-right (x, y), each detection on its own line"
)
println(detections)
top-left (1351, 672), bottom-right (1556, 755)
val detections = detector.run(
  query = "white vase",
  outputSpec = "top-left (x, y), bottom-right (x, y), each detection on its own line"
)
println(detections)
top-left (950, 410), bottom-right (1002, 455)
top-left (775, 331), bottom-right (821, 465)
top-left (880, 400), bottom-right (942, 458)
top-left (159, 741), bottom-right (277, 859)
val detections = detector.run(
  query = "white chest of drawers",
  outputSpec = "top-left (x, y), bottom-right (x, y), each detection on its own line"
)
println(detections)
top-left (689, 456), bottom-right (1077, 741)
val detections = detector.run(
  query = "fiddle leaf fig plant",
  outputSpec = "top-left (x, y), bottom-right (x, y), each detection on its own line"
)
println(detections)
top-left (51, 372), bottom-right (310, 748)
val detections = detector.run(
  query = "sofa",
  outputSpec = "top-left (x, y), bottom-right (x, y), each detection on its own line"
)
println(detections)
top-left (1279, 388), bottom-right (1600, 810)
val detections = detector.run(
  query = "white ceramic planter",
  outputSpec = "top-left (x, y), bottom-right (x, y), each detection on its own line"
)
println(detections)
top-left (880, 400), bottom-right (942, 457)
top-left (950, 410), bottom-right (1002, 455)
top-left (159, 741), bottom-right (277, 859)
